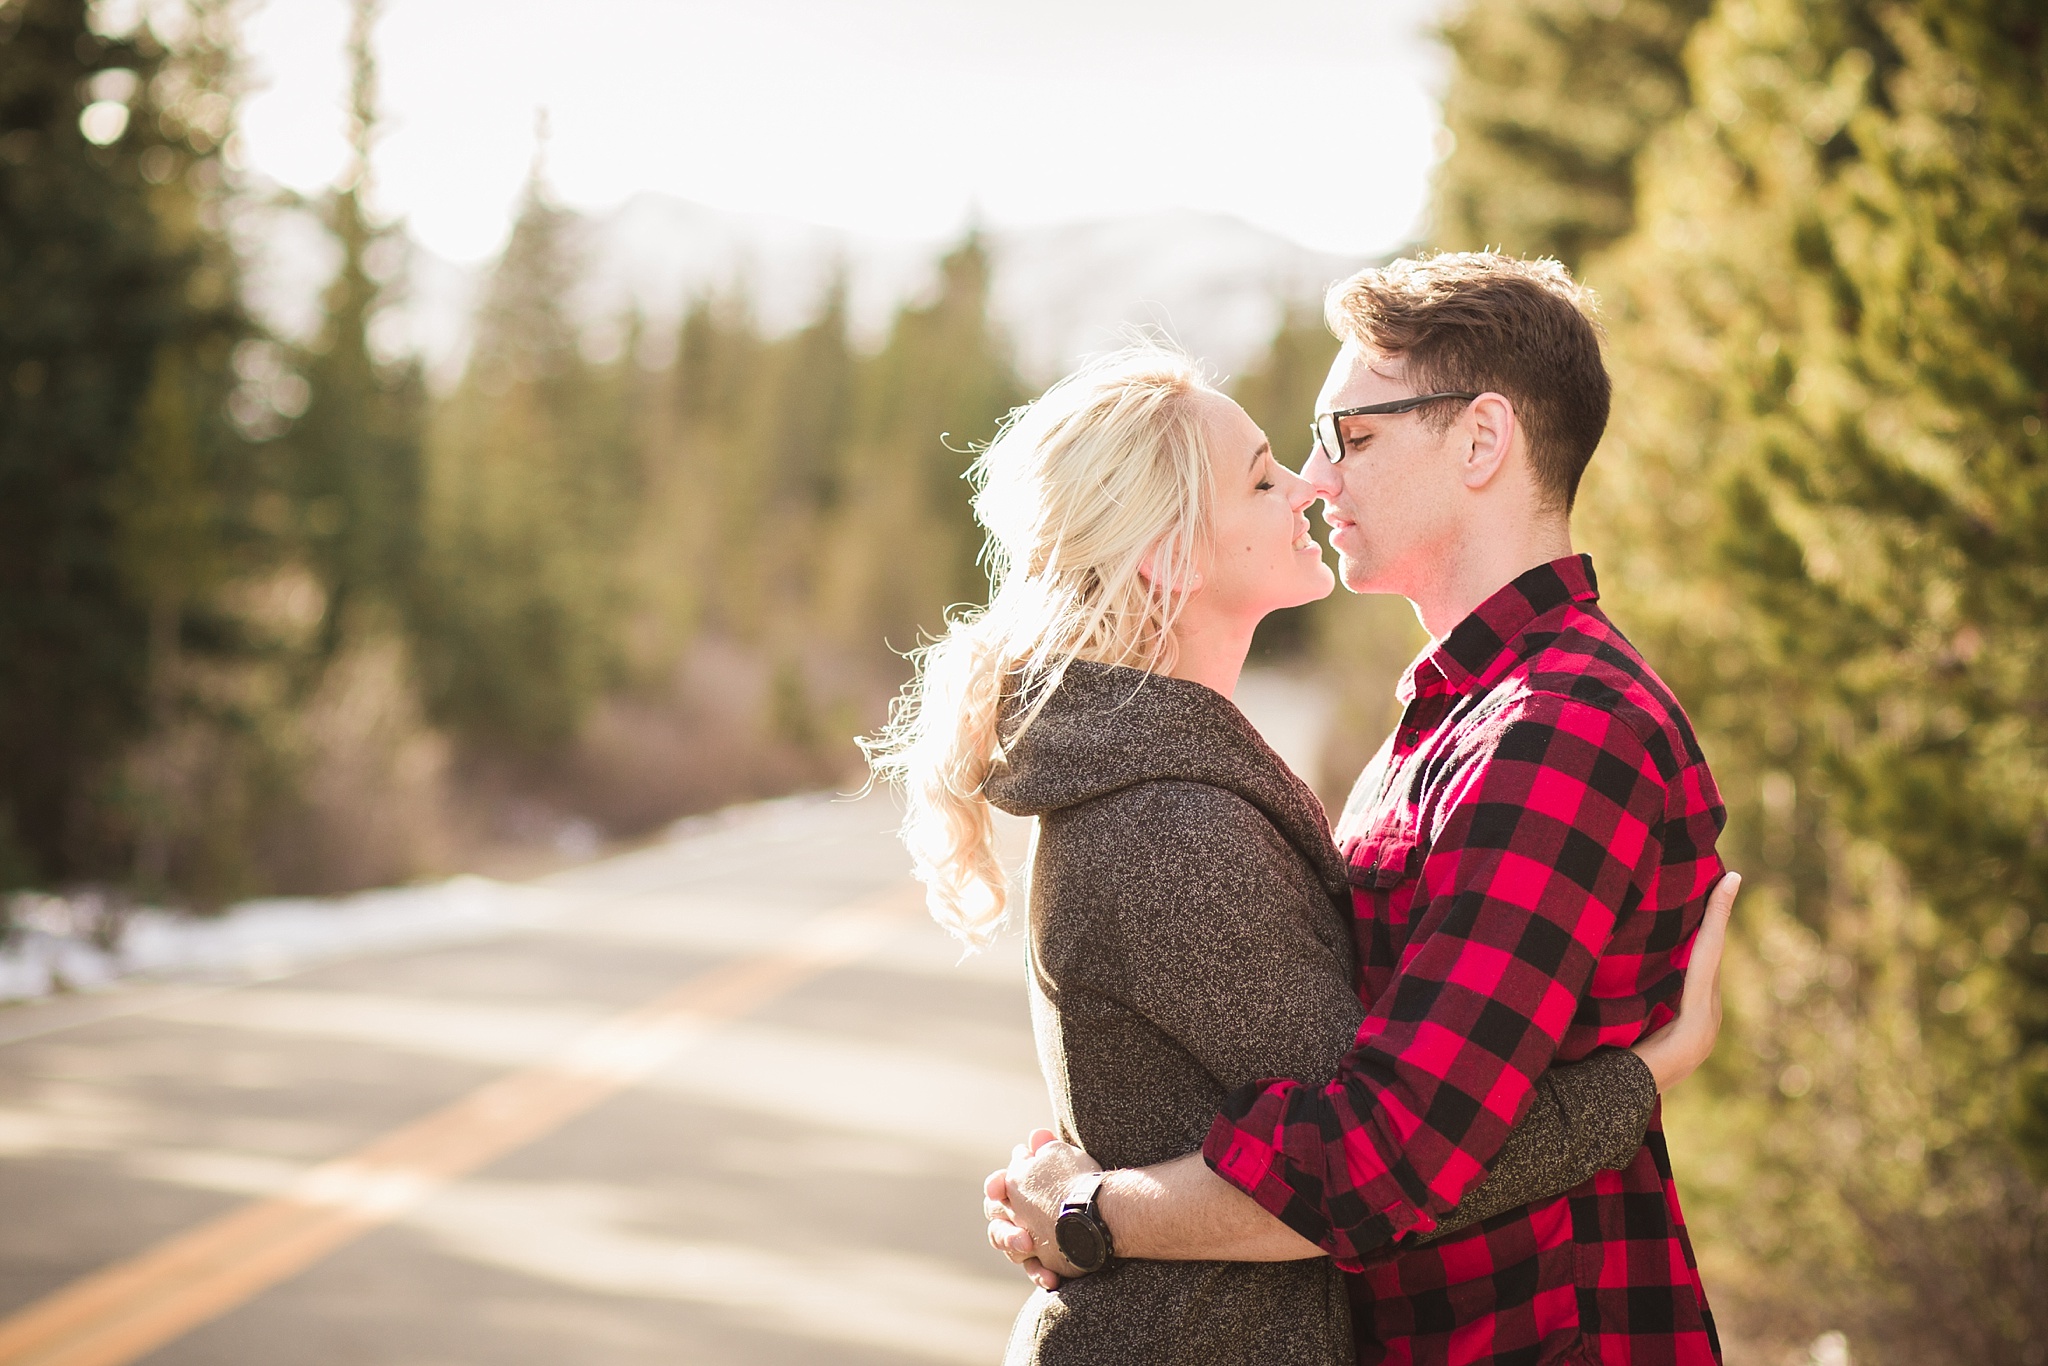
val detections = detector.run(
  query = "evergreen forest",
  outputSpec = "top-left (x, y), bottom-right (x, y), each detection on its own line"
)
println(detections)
top-left (1, 0), bottom-right (2041, 1357)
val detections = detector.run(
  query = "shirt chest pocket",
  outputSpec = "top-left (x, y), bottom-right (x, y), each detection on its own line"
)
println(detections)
top-left (1346, 825), bottom-right (1429, 975)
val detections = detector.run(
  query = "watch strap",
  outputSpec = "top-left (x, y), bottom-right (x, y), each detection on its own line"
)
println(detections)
top-left (1059, 1169), bottom-right (1108, 1217)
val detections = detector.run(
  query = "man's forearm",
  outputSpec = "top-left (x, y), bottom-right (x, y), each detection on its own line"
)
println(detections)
top-left (1098, 1153), bottom-right (1324, 1262)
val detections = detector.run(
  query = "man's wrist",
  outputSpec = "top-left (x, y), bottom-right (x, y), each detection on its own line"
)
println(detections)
top-left (1093, 1168), bottom-right (1152, 1259)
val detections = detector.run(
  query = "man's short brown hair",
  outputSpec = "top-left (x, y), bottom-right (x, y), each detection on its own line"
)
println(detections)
top-left (1323, 252), bottom-right (1611, 512)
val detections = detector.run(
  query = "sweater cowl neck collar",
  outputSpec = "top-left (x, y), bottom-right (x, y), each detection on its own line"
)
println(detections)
top-left (984, 660), bottom-right (1347, 899)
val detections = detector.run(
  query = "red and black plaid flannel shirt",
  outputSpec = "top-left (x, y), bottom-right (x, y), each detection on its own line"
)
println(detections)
top-left (1202, 555), bottom-right (1726, 1364)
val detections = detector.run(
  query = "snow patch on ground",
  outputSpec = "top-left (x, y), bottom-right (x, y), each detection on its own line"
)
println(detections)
top-left (0, 793), bottom-right (847, 1006)
top-left (0, 876), bottom-right (554, 1005)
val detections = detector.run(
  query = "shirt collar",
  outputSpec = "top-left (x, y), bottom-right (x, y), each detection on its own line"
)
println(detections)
top-left (1399, 554), bottom-right (1600, 703)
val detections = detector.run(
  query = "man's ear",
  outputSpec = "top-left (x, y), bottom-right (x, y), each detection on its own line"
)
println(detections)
top-left (1136, 539), bottom-right (1204, 595)
top-left (1458, 392), bottom-right (1519, 491)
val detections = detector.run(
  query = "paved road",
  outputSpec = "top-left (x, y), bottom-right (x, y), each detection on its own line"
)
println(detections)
top-left (0, 795), bottom-right (1047, 1365)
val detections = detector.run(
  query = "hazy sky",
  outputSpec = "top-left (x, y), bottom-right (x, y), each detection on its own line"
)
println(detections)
top-left (222, 0), bottom-right (1449, 264)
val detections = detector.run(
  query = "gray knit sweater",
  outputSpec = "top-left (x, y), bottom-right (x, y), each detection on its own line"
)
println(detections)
top-left (983, 662), bottom-right (1658, 1366)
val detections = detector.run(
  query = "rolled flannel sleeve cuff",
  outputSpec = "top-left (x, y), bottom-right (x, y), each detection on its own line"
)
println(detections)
top-left (1202, 1086), bottom-right (1421, 1270)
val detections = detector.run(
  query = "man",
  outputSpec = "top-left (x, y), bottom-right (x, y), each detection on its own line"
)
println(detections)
top-left (988, 252), bottom-right (1726, 1363)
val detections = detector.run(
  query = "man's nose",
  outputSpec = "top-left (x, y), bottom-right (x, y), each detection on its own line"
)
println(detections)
top-left (1299, 442), bottom-right (1342, 501)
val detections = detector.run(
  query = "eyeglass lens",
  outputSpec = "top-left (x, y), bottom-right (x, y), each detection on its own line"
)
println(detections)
top-left (1314, 413), bottom-right (1354, 464)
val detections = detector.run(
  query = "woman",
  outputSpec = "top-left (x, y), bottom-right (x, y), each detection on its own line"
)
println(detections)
top-left (865, 348), bottom-right (1733, 1364)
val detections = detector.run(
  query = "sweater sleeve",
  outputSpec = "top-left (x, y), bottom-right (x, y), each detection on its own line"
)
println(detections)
top-left (1411, 1047), bottom-right (1658, 1246)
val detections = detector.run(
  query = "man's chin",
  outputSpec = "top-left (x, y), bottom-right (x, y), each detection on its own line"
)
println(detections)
top-left (1337, 554), bottom-right (1382, 595)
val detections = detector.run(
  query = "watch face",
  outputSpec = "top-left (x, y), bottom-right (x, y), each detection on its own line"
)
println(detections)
top-left (1054, 1211), bottom-right (1107, 1273)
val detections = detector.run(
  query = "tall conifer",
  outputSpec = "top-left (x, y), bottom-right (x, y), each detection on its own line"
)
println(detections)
top-left (288, 0), bottom-right (424, 650)
top-left (1432, 0), bottom-right (1712, 266)
top-left (1574, 0), bottom-right (2048, 1351)
top-left (827, 234), bottom-right (1024, 652)
top-left (667, 287), bottom-right (774, 639)
top-left (112, 0), bottom-right (274, 900)
top-left (419, 161), bottom-right (633, 747)
top-left (0, 0), bottom-right (252, 886)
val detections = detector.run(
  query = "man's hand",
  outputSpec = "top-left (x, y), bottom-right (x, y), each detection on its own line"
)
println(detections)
top-left (1632, 871), bottom-right (1739, 1091)
top-left (980, 1128), bottom-right (1103, 1290)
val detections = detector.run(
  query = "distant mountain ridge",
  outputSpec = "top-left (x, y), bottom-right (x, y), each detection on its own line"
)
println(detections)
top-left (240, 190), bottom-right (1373, 385)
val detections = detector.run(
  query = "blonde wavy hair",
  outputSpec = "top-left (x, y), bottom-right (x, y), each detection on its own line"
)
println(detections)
top-left (861, 346), bottom-right (1223, 947)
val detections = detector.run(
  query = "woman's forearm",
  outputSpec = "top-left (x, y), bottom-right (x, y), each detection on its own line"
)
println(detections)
top-left (1416, 1047), bottom-right (1658, 1245)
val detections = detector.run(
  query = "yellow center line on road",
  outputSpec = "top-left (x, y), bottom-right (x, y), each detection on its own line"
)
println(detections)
top-left (0, 883), bottom-right (925, 1366)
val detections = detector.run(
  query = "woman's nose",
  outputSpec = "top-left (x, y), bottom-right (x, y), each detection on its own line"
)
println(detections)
top-left (1282, 465), bottom-right (1318, 513)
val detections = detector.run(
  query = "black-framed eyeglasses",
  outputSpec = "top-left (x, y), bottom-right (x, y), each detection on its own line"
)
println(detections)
top-left (1311, 392), bottom-right (1481, 465)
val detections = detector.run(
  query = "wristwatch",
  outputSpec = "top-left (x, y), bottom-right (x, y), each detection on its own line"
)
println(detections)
top-left (1052, 1170), bottom-right (1116, 1274)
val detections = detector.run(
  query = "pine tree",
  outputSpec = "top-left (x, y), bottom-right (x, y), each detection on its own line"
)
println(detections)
top-left (664, 286), bottom-right (775, 640)
top-left (287, 0), bottom-right (424, 650)
top-left (701, 276), bottom-right (860, 651)
top-left (770, 272), bottom-right (855, 515)
top-left (1602, 0), bottom-right (2047, 1128)
top-left (764, 273), bottom-right (857, 615)
top-left (418, 167), bottom-right (634, 747)
top-left (110, 0), bottom-right (276, 901)
top-left (1781, 3), bottom-right (2048, 1182)
top-left (1427, 0), bottom-right (2048, 1349)
top-left (825, 233), bottom-right (1024, 654)
top-left (1431, 0), bottom-right (1713, 267)
top-left (0, 0), bottom-right (253, 887)
top-left (1575, 0), bottom-right (2048, 1352)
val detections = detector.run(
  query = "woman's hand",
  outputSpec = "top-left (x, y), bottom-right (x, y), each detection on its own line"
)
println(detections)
top-left (1632, 872), bottom-right (1740, 1092)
